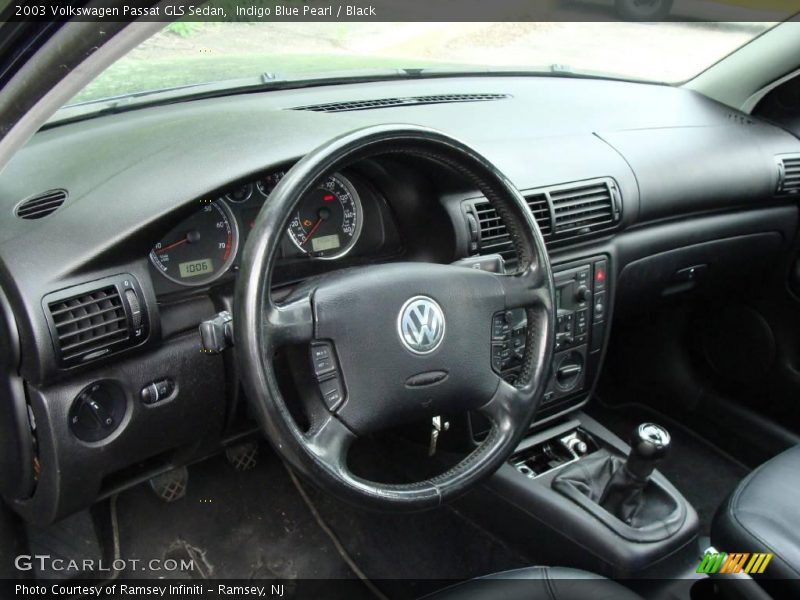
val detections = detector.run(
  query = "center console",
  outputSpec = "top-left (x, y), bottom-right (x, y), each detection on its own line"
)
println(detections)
top-left (472, 255), bottom-right (611, 437)
top-left (462, 413), bottom-right (699, 578)
top-left (458, 253), bottom-right (698, 578)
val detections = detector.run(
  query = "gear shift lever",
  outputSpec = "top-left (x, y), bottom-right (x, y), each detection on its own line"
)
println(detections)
top-left (626, 423), bottom-right (671, 481)
top-left (599, 423), bottom-right (671, 523)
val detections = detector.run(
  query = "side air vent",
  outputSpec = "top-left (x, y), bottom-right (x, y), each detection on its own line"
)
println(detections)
top-left (466, 178), bottom-right (622, 260)
top-left (292, 93), bottom-right (511, 113)
top-left (777, 155), bottom-right (800, 196)
top-left (550, 179), bottom-right (620, 239)
top-left (15, 189), bottom-right (67, 219)
top-left (44, 275), bottom-right (148, 366)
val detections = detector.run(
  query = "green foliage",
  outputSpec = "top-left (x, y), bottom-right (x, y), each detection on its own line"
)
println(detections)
top-left (165, 22), bottom-right (205, 37)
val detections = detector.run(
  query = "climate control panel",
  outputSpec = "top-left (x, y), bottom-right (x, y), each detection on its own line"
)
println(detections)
top-left (489, 255), bottom-right (611, 417)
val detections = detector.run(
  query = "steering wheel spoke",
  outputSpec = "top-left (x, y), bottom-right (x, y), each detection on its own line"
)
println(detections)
top-left (479, 379), bottom-right (529, 435)
top-left (304, 413), bottom-right (356, 471)
top-left (265, 293), bottom-right (314, 349)
top-left (497, 265), bottom-right (550, 310)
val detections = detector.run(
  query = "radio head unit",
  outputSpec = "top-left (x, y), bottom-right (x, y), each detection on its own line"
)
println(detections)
top-left (488, 255), bottom-right (610, 424)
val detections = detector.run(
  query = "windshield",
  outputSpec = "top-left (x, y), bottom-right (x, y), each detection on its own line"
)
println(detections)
top-left (67, 21), bottom-right (774, 107)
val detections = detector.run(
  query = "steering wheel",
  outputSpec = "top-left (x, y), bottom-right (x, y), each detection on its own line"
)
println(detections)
top-left (235, 125), bottom-right (555, 511)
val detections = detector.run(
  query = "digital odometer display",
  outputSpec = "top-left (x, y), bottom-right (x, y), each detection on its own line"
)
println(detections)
top-left (287, 174), bottom-right (362, 260)
top-left (310, 234), bottom-right (341, 253)
top-left (178, 258), bottom-right (213, 279)
top-left (150, 201), bottom-right (238, 286)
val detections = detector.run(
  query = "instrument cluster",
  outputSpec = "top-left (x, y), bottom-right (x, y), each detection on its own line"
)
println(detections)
top-left (149, 168), bottom-right (396, 291)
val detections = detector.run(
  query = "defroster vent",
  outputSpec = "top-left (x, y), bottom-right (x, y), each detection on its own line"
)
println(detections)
top-left (44, 275), bottom-right (148, 366)
top-left (292, 93), bottom-right (511, 113)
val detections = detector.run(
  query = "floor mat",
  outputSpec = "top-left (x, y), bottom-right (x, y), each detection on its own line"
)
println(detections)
top-left (113, 451), bottom-right (364, 599)
top-left (587, 400), bottom-right (749, 536)
top-left (303, 479), bottom-right (530, 598)
top-left (111, 445), bottom-right (527, 599)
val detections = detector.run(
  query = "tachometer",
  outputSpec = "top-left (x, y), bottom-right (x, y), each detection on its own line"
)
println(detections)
top-left (149, 200), bottom-right (238, 286)
top-left (287, 174), bottom-right (362, 260)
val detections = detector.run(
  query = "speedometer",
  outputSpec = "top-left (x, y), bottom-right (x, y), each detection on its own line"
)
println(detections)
top-left (287, 174), bottom-right (362, 260)
top-left (149, 200), bottom-right (238, 286)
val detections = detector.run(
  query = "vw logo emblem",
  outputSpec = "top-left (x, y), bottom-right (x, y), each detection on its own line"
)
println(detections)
top-left (398, 296), bottom-right (446, 355)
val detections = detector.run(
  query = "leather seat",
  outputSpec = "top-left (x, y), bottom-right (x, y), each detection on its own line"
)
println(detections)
top-left (425, 566), bottom-right (642, 600)
top-left (712, 445), bottom-right (800, 594)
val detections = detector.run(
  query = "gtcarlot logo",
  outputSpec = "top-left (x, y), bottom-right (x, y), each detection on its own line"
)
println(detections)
top-left (697, 551), bottom-right (773, 575)
top-left (14, 554), bottom-right (194, 573)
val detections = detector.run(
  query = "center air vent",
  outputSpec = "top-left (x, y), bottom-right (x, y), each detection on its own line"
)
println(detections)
top-left (15, 189), bottom-right (67, 219)
top-left (470, 193), bottom-right (551, 262)
top-left (550, 179), bottom-right (620, 239)
top-left (292, 93), bottom-right (511, 113)
top-left (44, 275), bottom-right (148, 366)
top-left (467, 178), bottom-right (622, 260)
top-left (777, 155), bottom-right (800, 196)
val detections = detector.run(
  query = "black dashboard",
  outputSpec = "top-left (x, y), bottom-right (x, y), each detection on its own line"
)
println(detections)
top-left (2, 74), bottom-right (800, 524)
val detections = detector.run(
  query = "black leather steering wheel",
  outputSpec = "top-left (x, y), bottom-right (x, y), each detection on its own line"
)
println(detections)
top-left (235, 124), bottom-right (555, 511)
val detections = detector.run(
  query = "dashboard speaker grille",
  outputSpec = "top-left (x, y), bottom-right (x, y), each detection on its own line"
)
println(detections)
top-left (777, 155), bottom-right (800, 196)
top-left (15, 189), bottom-right (67, 219)
top-left (48, 285), bottom-right (130, 363)
top-left (292, 93), bottom-right (511, 113)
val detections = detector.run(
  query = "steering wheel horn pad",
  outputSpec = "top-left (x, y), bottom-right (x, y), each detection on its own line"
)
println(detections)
top-left (235, 124), bottom-right (555, 511)
top-left (313, 262), bottom-right (505, 435)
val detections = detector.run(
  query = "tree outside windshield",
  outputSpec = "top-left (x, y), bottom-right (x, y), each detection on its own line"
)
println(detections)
top-left (69, 21), bottom-right (773, 106)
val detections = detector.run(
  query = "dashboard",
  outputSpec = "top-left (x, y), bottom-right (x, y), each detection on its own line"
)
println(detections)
top-left (2, 74), bottom-right (800, 525)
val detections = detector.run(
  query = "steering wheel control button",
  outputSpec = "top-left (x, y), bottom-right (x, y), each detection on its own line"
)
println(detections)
top-left (310, 341), bottom-right (337, 378)
top-left (319, 376), bottom-right (344, 411)
top-left (492, 313), bottom-right (511, 340)
top-left (491, 309), bottom-right (528, 375)
top-left (308, 342), bottom-right (345, 410)
top-left (397, 296), bottom-right (445, 355)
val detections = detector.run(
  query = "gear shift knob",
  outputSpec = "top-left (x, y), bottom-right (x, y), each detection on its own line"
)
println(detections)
top-left (625, 423), bottom-right (671, 481)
